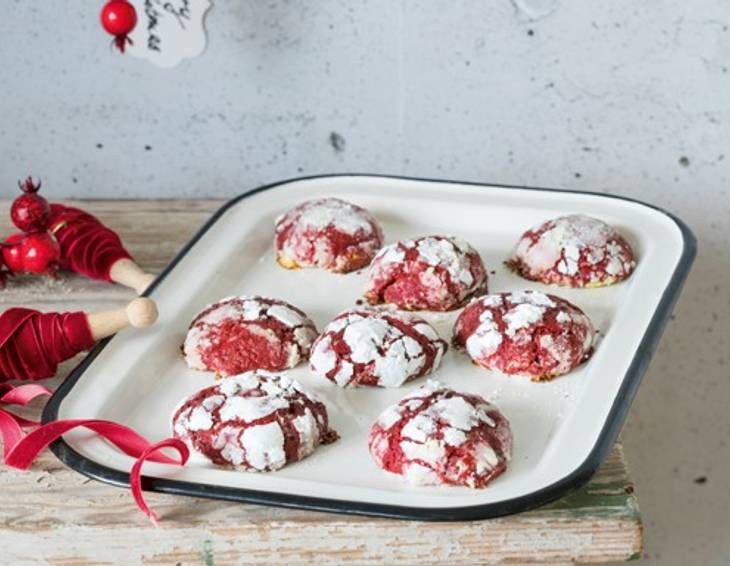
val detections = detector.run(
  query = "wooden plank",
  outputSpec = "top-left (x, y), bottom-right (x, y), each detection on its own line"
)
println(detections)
top-left (0, 200), bottom-right (642, 565)
top-left (0, 434), bottom-right (640, 565)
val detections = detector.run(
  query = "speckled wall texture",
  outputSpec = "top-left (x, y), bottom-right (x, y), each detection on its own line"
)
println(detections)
top-left (1, 1), bottom-right (728, 565)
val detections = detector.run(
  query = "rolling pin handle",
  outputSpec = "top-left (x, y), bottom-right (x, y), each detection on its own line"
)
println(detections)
top-left (86, 298), bottom-right (159, 341)
top-left (109, 258), bottom-right (157, 295)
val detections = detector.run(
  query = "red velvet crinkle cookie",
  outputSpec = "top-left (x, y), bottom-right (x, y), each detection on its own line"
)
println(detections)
top-left (173, 371), bottom-right (337, 472)
top-left (183, 296), bottom-right (317, 377)
top-left (275, 197), bottom-right (384, 273)
top-left (364, 235), bottom-right (488, 311)
top-left (368, 381), bottom-right (512, 488)
top-left (453, 290), bottom-right (595, 381)
top-left (309, 307), bottom-right (447, 388)
top-left (507, 214), bottom-right (636, 287)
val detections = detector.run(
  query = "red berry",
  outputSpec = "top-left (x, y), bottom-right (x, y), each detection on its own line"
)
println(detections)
top-left (2, 232), bottom-right (60, 275)
top-left (0, 241), bottom-right (10, 288)
top-left (101, 1), bottom-right (138, 52)
top-left (20, 233), bottom-right (61, 274)
top-left (2, 233), bottom-right (26, 273)
top-left (11, 177), bottom-right (51, 233)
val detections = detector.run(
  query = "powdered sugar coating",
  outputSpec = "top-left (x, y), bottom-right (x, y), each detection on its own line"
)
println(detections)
top-left (275, 197), bottom-right (384, 273)
top-left (507, 214), bottom-right (636, 287)
top-left (368, 380), bottom-right (512, 488)
top-left (184, 296), bottom-right (318, 376)
top-left (310, 307), bottom-right (447, 388)
top-left (453, 291), bottom-right (595, 381)
top-left (364, 235), bottom-right (488, 311)
top-left (172, 371), bottom-right (337, 472)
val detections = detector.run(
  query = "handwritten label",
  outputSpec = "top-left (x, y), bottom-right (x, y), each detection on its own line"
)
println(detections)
top-left (126, 0), bottom-right (211, 68)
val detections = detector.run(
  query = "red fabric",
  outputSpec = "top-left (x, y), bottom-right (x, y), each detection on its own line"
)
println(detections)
top-left (0, 383), bottom-right (189, 524)
top-left (49, 203), bottom-right (132, 282)
top-left (0, 308), bottom-right (96, 382)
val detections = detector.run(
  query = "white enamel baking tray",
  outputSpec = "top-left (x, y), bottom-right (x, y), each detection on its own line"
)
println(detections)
top-left (43, 175), bottom-right (695, 520)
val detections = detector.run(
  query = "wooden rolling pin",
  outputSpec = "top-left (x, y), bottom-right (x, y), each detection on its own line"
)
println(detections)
top-left (0, 298), bottom-right (160, 382)
top-left (86, 297), bottom-right (159, 340)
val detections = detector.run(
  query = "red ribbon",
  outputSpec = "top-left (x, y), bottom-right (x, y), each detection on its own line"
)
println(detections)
top-left (0, 383), bottom-right (189, 524)
top-left (0, 309), bottom-right (96, 382)
top-left (49, 204), bottom-right (133, 282)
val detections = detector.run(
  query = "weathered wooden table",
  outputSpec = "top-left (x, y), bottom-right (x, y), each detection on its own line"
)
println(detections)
top-left (0, 201), bottom-right (642, 565)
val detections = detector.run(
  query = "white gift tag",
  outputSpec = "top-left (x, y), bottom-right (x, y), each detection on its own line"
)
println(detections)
top-left (126, 0), bottom-right (212, 68)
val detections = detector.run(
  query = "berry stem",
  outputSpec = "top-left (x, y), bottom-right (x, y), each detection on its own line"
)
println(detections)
top-left (18, 177), bottom-right (41, 194)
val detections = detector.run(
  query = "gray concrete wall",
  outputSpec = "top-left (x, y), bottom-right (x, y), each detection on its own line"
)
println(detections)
top-left (1, 2), bottom-right (729, 564)
top-left (1, 2), bottom-right (727, 203)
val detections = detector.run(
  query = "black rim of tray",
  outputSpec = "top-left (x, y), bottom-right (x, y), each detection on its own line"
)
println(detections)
top-left (42, 174), bottom-right (697, 521)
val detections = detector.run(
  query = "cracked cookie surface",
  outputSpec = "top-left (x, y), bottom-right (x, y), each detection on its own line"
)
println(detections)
top-left (183, 296), bottom-right (318, 376)
top-left (275, 197), bottom-right (384, 273)
top-left (173, 371), bottom-right (337, 472)
top-left (453, 290), bottom-right (595, 381)
top-left (364, 235), bottom-right (488, 311)
top-left (368, 381), bottom-right (512, 488)
top-left (507, 214), bottom-right (636, 288)
top-left (310, 307), bottom-right (447, 388)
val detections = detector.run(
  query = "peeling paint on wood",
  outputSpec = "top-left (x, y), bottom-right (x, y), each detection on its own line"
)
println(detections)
top-left (201, 539), bottom-right (215, 566)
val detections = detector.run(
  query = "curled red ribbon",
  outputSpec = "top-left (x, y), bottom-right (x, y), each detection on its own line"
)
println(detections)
top-left (0, 383), bottom-right (49, 460)
top-left (130, 438), bottom-right (190, 525)
top-left (0, 383), bottom-right (188, 524)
